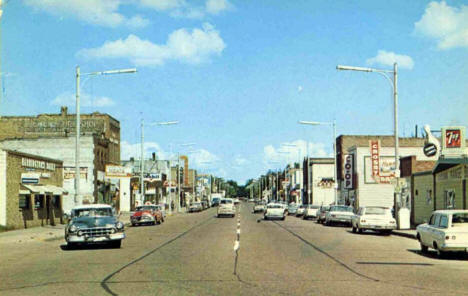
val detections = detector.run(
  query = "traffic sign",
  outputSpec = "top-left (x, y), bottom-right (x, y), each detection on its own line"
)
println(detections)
top-left (423, 143), bottom-right (437, 157)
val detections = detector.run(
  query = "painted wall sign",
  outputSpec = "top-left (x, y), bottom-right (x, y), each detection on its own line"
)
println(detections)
top-left (105, 165), bottom-right (132, 177)
top-left (343, 154), bottom-right (353, 189)
top-left (63, 167), bottom-right (88, 180)
top-left (364, 156), bottom-right (395, 184)
top-left (21, 157), bottom-right (56, 171)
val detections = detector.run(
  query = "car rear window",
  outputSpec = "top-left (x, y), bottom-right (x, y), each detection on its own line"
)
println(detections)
top-left (365, 207), bottom-right (388, 215)
top-left (220, 199), bottom-right (233, 204)
top-left (452, 213), bottom-right (468, 224)
top-left (268, 204), bottom-right (282, 209)
top-left (330, 206), bottom-right (353, 212)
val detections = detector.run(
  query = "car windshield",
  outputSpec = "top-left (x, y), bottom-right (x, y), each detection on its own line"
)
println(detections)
top-left (136, 206), bottom-right (155, 211)
top-left (330, 206), bottom-right (353, 212)
top-left (451, 213), bottom-right (468, 224)
top-left (365, 207), bottom-right (388, 215)
top-left (74, 208), bottom-right (112, 217)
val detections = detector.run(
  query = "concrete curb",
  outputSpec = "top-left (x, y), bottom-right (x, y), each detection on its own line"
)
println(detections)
top-left (392, 231), bottom-right (417, 240)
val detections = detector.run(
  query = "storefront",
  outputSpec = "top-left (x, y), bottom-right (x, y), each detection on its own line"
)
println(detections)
top-left (0, 150), bottom-right (66, 230)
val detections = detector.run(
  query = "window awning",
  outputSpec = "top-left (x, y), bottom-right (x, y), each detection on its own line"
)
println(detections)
top-left (20, 184), bottom-right (68, 195)
top-left (432, 157), bottom-right (468, 174)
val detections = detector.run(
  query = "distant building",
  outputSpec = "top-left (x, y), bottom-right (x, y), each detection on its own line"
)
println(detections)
top-left (302, 158), bottom-right (335, 205)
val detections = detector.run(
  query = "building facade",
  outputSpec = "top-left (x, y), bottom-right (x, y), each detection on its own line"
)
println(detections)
top-left (0, 150), bottom-right (66, 229)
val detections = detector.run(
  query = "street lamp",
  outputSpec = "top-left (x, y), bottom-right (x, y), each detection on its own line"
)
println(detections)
top-left (75, 66), bottom-right (136, 205)
top-left (299, 120), bottom-right (337, 205)
top-left (336, 63), bottom-right (400, 226)
top-left (140, 121), bottom-right (179, 213)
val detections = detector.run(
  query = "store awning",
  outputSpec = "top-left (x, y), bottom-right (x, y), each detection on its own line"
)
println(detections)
top-left (432, 157), bottom-right (468, 174)
top-left (21, 184), bottom-right (68, 195)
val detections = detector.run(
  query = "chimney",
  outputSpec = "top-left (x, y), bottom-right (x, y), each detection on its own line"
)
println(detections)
top-left (60, 106), bottom-right (68, 116)
top-left (152, 152), bottom-right (156, 161)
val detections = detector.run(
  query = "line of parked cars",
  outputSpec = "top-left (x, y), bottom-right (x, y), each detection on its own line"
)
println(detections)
top-left (188, 200), bottom-right (210, 213)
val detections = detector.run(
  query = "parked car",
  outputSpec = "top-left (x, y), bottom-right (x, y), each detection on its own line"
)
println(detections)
top-left (325, 205), bottom-right (354, 226)
top-left (65, 204), bottom-right (125, 248)
top-left (296, 205), bottom-right (306, 217)
top-left (303, 205), bottom-right (320, 220)
top-left (248, 198), bottom-right (255, 202)
top-left (264, 203), bottom-right (286, 220)
top-left (233, 198), bottom-right (240, 204)
top-left (316, 205), bottom-right (330, 224)
top-left (351, 206), bottom-right (396, 234)
top-left (253, 200), bottom-right (266, 213)
top-left (201, 200), bottom-right (208, 210)
top-left (217, 198), bottom-right (236, 217)
top-left (131, 205), bottom-right (164, 226)
top-left (417, 210), bottom-right (468, 258)
top-left (287, 203), bottom-right (298, 215)
top-left (188, 202), bottom-right (203, 213)
top-left (211, 197), bottom-right (221, 207)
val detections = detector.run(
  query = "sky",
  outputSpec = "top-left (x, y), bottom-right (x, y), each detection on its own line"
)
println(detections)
top-left (1, 0), bottom-right (468, 184)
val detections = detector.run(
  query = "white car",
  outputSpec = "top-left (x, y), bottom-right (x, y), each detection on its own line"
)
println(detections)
top-left (303, 205), bottom-right (320, 220)
top-left (296, 205), bottom-right (306, 217)
top-left (264, 203), bottom-right (286, 220)
top-left (253, 201), bottom-right (266, 213)
top-left (233, 198), bottom-right (240, 204)
top-left (417, 210), bottom-right (468, 258)
top-left (351, 206), bottom-right (396, 234)
top-left (325, 205), bottom-right (354, 226)
top-left (217, 198), bottom-right (235, 218)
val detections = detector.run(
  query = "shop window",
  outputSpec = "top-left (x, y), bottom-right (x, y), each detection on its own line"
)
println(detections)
top-left (52, 195), bottom-right (61, 208)
top-left (444, 190), bottom-right (455, 209)
top-left (426, 190), bottom-right (432, 205)
top-left (34, 195), bottom-right (44, 209)
top-left (19, 195), bottom-right (30, 209)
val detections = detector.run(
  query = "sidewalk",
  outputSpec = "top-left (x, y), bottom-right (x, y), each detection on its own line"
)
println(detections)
top-left (392, 229), bottom-right (417, 240)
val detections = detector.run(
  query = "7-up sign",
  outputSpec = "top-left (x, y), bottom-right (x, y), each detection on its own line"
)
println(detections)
top-left (441, 126), bottom-right (466, 156)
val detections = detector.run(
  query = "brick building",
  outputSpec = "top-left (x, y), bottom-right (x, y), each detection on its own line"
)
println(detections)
top-left (0, 149), bottom-right (66, 230)
top-left (0, 107), bottom-right (121, 213)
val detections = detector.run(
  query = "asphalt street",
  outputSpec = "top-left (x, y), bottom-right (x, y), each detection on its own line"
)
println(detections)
top-left (1, 202), bottom-right (468, 295)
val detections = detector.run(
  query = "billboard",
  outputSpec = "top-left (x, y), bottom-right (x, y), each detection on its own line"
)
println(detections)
top-left (343, 154), bottom-right (353, 189)
top-left (441, 126), bottom-right (466, 156)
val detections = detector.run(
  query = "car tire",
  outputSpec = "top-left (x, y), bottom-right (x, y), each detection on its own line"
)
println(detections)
top-left (435, 243), bottom-right (447, 259)
top-left (352, 226), bottom-right (356, 233)
top-left (67, 242), bottom-right (77, 249)
top-left (111, 240), bottom-right (122, 249)
top-left (357, 226), bottom-right (363, 234)
top-left (420, 242), bottom-right (428, 253)
top-left (281, 216), bottom-right (285, 221)
top-left (131, 222), bottom-right (136, 227)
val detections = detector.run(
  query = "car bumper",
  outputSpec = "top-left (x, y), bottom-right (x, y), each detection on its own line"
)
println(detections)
top-left (440, 243), bottom-right (468, 252)
top-left (67, 232), bottom-right (125, 243)
top-left (329, 217), bottom-right (352, 223)
top-left (218, 209), bottom-right (235, 215)
top-left (359, 224), bottom-right (396, 230)
top-left (131, 216), bottom-right (155, 223)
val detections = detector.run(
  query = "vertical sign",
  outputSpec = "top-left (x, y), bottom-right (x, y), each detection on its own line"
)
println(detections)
top-left (343, 154), bottom-right (353, 189)
top-left (370, 140), bottom-right (380, 181)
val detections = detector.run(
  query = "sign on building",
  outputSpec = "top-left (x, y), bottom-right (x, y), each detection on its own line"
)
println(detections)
top-left (441, 126), bottom-right (466, 156)
top-left (367, 140), bottom-right (395, 184)
top-left (105, 165), bottom-right (132, 177)
top-left (343, 154), bottom-right (353, 189)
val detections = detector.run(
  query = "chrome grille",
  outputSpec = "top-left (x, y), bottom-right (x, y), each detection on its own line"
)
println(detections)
top-left (81, 227), bottom-right (112, 237)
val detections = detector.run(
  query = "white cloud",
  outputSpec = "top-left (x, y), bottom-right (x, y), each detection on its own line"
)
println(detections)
top-left (23, 0), bottom-right (149, 28)
top-left (189, 149), bottom-right (220, 167)
top-left (263, 140), bottom-right (330, 167)
top-left (414, 1), bottom-right (468, 50)
top-left (140, 0), bottom-right (232, 18)
top-left (139, 0), bottom-right (186, 11)
top-left (234, 155), bottom-right (247, 166)
top-left (205, 0), bottom-right (232, 15)
top-left (297, 85), bottom-right (303, 93)
top-left (51, 92), bottom-right (115, 107)
top-left (78, 23), bottom-right (226, 66)
top-left (366, 50), bottom-right (414, 70)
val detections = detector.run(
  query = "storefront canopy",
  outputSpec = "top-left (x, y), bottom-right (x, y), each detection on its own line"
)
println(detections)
top-left (20, 184), bottom-right (68, 195)
top-left (432, 157), bottom-right (468, 174)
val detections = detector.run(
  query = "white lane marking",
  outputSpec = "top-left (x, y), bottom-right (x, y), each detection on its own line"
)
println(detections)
top-left (237, 229), bottom-right (241, 235)
top-left (234, 240), bottom-right (240, 251)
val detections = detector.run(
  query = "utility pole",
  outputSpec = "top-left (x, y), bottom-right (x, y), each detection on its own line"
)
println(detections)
top-left (177, 152), bottom-right (181, 213)
top-left (140, 118), bottom-right (145, 205)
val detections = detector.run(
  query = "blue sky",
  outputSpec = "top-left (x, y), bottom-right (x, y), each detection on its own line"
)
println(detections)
top-left (1, 0), bottom-right (468, 184)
